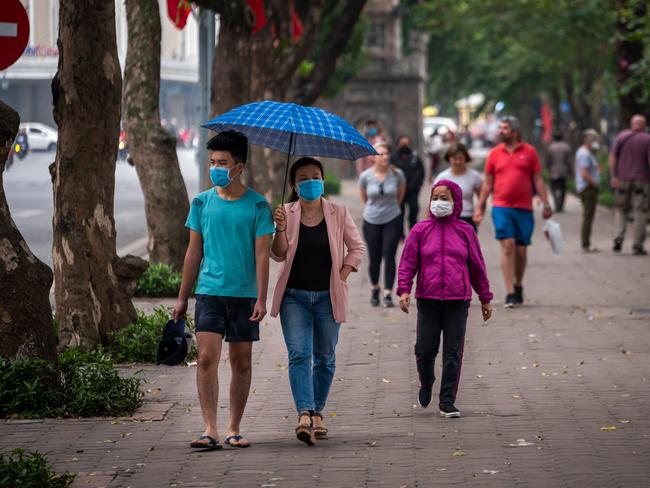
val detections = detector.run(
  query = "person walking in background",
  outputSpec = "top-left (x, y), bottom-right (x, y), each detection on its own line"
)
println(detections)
top-left (271, 157), bottom-right (364, 446)
top-left (576, 129), bottom-right (602, 253)
top-left (356, 119), bottom-right (388, 177)
top-left (434, 143), bottom-right (483, 231)
top-left (474, 116), bottom-right (553, 309)
top-left (546, 131), bottom-right (573, 212)
top-left (391, 135), bottom-right (425, 236)
top-left (397, 180), bottom-right (493, 418)
top-left (360, 142), bottom-right (406, 308)
top-left (609, 114), bottom-right (650, 256)
top-left (173, 131), bottom-right (275, 450)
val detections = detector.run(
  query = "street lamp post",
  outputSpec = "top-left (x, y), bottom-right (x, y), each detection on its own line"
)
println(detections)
top-left (196, 8), bottom-right (214, 191)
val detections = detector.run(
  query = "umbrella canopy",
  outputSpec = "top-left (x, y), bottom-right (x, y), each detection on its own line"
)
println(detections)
top-left (202, 100), bottom-right (377, 161)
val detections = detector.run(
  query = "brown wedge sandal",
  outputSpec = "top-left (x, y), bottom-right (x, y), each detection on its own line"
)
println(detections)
top-left (312, 412), bottom-right (328, 440)
top-left (295, 411), bottom-right (314, 446)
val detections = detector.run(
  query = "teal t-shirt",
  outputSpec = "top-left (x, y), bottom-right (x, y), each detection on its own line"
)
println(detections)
top-left (185, 188), bottom-right (275, 298)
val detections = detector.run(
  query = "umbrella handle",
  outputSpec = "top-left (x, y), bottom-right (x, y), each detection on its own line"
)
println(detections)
top-left (281, 132), bottom-right (294, 204)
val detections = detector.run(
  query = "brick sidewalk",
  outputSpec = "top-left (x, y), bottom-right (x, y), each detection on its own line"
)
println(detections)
top-left (2, 180), bottom-right (650, 488)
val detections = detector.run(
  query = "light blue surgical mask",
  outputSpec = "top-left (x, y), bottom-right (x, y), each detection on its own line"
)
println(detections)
top-left (366, 128), bottom-right (378, 137)
top-left (297, 179), bottom-right (324, 201)
top-left (210, 166), bottom-right (232, 187)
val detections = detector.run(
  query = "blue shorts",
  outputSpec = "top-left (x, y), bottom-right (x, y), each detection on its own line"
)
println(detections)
top-left (492, 206), bottom-right (534, 246)
top-left (194, 295), bottom-right (259, 342)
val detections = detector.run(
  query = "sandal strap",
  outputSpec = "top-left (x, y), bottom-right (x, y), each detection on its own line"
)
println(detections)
top-left (312, 412), bottom-right (323, 420)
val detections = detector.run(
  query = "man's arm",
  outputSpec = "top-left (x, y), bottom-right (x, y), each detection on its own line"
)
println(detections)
top-left (608, 152), bottom-right (619, 189)
top-left (533, 173), bottom-right (553, 219)
top-left (473, 173), bottom-right (494, 224)
top-left (172, 230), bottom-right (203, 321)
top-left (250, 234), bottom-right (271, 322)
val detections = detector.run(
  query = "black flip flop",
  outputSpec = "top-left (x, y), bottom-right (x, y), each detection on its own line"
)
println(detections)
top-left (225, 434), bottom-right (251, 448)
top-left (190, 435), bottom-right (222, 450)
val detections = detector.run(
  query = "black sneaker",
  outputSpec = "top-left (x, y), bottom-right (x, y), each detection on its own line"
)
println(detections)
top-left (370, 289), bottom-right (380, 307)
top-left (418, 385), bottom-right (432, 408)
top-left (633, 246), bottom-right (648, 256)
top-left (504, 293), bottom-right (517, 309)
top-left (514, 285), bottom-right (524, 305)
top-left (439, 404), bottom-right (461, 418)
top-left (613, 239), bottom-right (623, 252)
top-left (383, 294), bottom-right (395, 308)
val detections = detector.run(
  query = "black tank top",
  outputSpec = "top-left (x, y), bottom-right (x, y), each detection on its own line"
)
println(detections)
top-left (286, 218), bottom-right (332, 291)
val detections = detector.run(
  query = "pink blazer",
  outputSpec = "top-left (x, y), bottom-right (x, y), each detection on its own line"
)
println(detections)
top-left (270, 198), bottom-right (365, 323)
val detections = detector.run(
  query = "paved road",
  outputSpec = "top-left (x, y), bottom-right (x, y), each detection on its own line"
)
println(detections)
top-left (2, 180), bottom-right (650, 488)
top-left (3, 148), bottom-right (199, 266)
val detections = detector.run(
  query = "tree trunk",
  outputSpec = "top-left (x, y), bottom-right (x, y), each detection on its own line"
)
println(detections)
top-left (123, 0), bottom-right (189, 271)
top-left (0, 101), bottom-right (57, 362)
top-left (616, 0), bottom-right (649, 125)
top-left (51, 0), bottom-right (148, 350)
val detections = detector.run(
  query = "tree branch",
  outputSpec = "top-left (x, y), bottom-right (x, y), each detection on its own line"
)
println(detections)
top-left (287, 0), bottom-right (367, 105)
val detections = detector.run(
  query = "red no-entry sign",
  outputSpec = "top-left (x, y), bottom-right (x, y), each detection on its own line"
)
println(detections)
top-left (0, 0), bottom-right (30, 70)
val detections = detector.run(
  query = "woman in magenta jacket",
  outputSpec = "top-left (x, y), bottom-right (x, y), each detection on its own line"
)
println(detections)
top-left (397, 179), bottom-right (493, 418)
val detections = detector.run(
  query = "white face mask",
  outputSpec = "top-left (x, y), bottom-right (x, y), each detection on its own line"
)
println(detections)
top-left (430, 199), bottom-right (454, 218)
top-left (591, 142), bottom-right (600, 151)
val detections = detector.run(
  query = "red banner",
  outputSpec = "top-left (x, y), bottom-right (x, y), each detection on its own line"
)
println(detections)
top-left (246, 0), bottom-right (266, 33)
top-left (167, 0), bottom-right (191, 30)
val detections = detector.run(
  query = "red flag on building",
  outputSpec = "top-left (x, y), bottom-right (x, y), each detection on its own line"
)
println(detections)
top-left (246, 0), bottom-right (266, 33)
top-left (167, 0), bottom-right (192, 30)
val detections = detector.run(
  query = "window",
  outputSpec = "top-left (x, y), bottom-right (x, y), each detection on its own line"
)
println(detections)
top-left (366, 20), bottom-right (385, 49)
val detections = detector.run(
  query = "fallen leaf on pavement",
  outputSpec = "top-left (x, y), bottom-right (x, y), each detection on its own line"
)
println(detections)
top-left (600, 425), bottom-right (617, 431)
top-left (482, 470), bottom-right (499, 475)
top-left (434, 468), bottom-right (447, 472)
top-left (476, 374), bottom-right (484, 379)
top-left (382, 377), bottom-right (391, 383)
top-left (618, 419), bottom-right (630, 424)
top-left (452, 449), bottom-right (465, 457)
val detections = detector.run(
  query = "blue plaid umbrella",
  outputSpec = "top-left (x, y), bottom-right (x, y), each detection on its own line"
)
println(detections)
top-left (202, 100), bottom-right (377, 201)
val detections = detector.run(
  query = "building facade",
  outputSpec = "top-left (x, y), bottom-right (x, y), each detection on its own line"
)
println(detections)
top-left (0, 0), bottom-right (201, 130)
top-left (318, 0), bottom-right (429, 178)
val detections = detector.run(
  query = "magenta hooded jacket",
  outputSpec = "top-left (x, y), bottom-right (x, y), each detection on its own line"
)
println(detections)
top-left (396, 179), bottom-right (493, 304)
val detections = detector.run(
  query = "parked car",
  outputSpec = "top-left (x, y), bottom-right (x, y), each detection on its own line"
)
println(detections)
top-left (18, 123), bottom-right (58, 151)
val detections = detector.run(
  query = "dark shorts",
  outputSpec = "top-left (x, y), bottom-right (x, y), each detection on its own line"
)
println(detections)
top-left (194, 295), bottom-right (259, 342)
top-left (492, 206), bottom-right (535, 246)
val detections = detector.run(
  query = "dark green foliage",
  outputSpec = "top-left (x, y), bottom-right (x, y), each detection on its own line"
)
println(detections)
top-left (0, 357), bottom-right (62, 418)
top-left (0, 350), bottom-right (143, 419)
top-left (106, 306), bottom-right (197, 364)
top-left (0, 449), bottom-right (75, 488)
top-left (324, 171), bottom-right (342, 196)
top-left (134, 263), bottom-right (182, 297)
top-left (57, 349), bottom-right (143, 417)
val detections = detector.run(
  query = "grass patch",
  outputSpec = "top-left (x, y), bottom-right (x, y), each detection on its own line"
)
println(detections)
top-left (106, 306), bottom-right (196, 364)
top-left (324, 171), bottom-right (342, 196)
top-left (135, 263), bottom-right (182, 297)
top-left (0, 350), bottom-right (143, 419)
top-left (0, 449), bottom-right (75, 488)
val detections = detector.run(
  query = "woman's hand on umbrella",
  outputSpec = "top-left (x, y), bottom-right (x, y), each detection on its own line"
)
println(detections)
top-left (399, 294), bottom-right (410, 313)
top-left (273, 206), bottom-right (286, 232)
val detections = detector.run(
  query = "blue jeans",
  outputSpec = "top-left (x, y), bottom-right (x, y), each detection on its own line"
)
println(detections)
top-left (280, 289), bottom-right (340, 413)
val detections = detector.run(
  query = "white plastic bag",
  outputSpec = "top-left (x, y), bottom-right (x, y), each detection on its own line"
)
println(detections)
top-left (542, 218), bottom-right (563, 255)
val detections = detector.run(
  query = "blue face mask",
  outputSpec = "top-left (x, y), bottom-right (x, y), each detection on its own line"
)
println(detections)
top-left (210, 166), bottom-right (233, 187)
top-left (297, 179), bottom-right (324, 201)
top-left (366, 128), bottom-right (378, 137)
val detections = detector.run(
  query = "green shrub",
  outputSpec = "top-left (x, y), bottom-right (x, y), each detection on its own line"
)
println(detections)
top-left (0, 449), bottom-right (75, 488)
top-left (135, 263), bottom-right (182, 297)
top-left (106, 306), bottom-right (197, 364)
top-left (0, 350), bottom-right (143, 419)
top-left (0, 357), bottom-right (62, 418)
top-left (324, 171), bottom-right (341, 196)
top-left (58, 349), bottom-right (143, 417)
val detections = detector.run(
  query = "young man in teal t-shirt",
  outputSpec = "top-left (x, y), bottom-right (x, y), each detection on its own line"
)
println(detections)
top-left (173, 130), bottom-right (275, 450)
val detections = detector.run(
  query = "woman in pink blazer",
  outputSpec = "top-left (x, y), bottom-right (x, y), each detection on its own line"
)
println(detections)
top-left (271, 157), bottom-right (364, 446)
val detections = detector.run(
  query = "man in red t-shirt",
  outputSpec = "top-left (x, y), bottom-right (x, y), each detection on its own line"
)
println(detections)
top-left (474, 117), bottom-right (552, 308)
